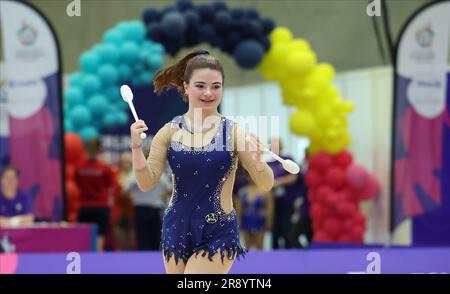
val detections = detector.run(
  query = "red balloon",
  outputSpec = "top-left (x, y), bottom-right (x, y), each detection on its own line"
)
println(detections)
top-left (337, 233), bottom-right (354, 243)
top-left (346, 164), bottom-right (368, 189)
top-left (333, 150), bottom-right (353, 169)
top-left (324, 167), bottom-right (345, 189)
top-left (310, 203), bottom-right (326, 221)
top-left (309, 152), bottom-right (333, 173)
top-left (305, 169), bottom-right (322, 189)
top-left (307, 190), bottom-right (317, 203)
top-left (336, 201), bottom-right (358, 218)
top-left (323, 217), bottom-right (342, 237)
top-left (315, 185), bottom-right (333, 204)
top-left (313, 230), bottom-right (332, 242)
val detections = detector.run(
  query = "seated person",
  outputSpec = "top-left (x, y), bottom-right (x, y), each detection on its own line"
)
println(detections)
top-left (0, 165), bottom-right (34, 227)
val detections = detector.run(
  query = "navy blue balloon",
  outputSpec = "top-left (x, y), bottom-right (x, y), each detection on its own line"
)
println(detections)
top-left (233, 40), bottom-right (264, 69)
top-left (198, 24), bottom-right (215, 42)
top-left (261, 18), bottom-right (276, 35)
top-left (231, 8), bottom-right (245, 21)
top-left (244, 20), bottom-right (263, 39)
top-left (176, 0), bottom-right (194, 12)
top-left (161, 6), bottom-right (177, 15)
top-left (215, 11), bottom-right (231, 32)
top-left (226, 31), bottom-right (243, 48)
top-left (184, 9), bottom-right (200, 28)
top-left (197, 4), bottom-right (214, 22)
top-left (212, 1), bottom-right (228, 12)
top-left (161, 11), bottom-right (187, 38)
top-left (142, 8), bottom-right (160, 24)
top-left (259, 36), bottom-right (271, 52)
top-left (245, 8), bottom-right (259, 20)
top-left (147, 23), bottom-right (163, 42)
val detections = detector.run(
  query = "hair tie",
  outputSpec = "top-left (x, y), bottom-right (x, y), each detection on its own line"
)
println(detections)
top-left (198, 49), bottom-right (209, 55)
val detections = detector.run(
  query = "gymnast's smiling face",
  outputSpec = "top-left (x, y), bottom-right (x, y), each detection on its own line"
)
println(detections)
top-left (183, 68), bottom-right (223, 112)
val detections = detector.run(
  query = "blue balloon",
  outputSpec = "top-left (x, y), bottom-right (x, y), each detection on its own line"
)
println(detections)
top-left (98, 64), bottom-right (119, 86)
top-left (69, 72), bottom-right (83, 87)
top-left (146, 23), bottom-right (163, 42)
top-left (184, 9), bottom-right (200, 28)
top-left (197, 4), bottom-right (214, 22)
top-left (142, 8), bottom-right (161, 24)
top-left (147, 54), bottom-right (163, 70)
top-left (79, 126), bottom-right (99, 143)
top-left (176, 0), bottom-right (194, 12)
top-left (245, 8), bottom-right (259, 20)
top-left (261, 18), bottom-right (275, 35)
top-left (212, 1), bottom-right (227, 12)
top-left (244, 20), bottom-right (263, 39)
top-left (120, 41), bottom-right (139, 63)
top-left (215, 11), bottom-right (231, 32)
top-left (198, 24), bottom-right (215, 42)
top-left (103, 29), bottom-right (124, 46)
top-left (118, 63), bottom-right (132, 82)
top-left (65, 87), bottom-right (84, 107)
top-left (79, 52), bottom-right (100, 73)
top-left (87, 94), bottom-right (109, 117)
top-left (259, 37), bottom-right (271, 52)
top-left (230, 8), bottom-right (245, 21)
top-left (81, 74), bottom-right (101, 95)
top-left (70, 105), bottom-right (91, 129)
top-left (161, 11), bottom-right (187, 38)
top-left (233, 40), bottom-right (264, 69)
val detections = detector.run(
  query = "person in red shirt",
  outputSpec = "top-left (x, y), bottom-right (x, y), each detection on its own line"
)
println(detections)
top-left (75, 138), bottom-right (114, 252)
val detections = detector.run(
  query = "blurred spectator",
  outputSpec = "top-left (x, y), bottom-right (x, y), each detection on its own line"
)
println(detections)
top-left (236, 170), bottom-right (273, 250)
top-left (289, 159), bottom-right (313, 248)
top-left (0, 165), bottom-right (34, 227)
top-left (75, 138), bottom-right (115, 252)
top-left (125, 148), bottom-right (171, 251)
top-left (268, 138), bottom-right (298, 249)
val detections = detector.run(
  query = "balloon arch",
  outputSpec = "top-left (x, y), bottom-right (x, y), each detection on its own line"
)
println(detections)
top-left (63, 0), bottom-right (380, 243)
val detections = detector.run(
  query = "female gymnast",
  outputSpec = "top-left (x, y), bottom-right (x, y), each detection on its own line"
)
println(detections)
top-left (130, 49), bottom-right (274, 274)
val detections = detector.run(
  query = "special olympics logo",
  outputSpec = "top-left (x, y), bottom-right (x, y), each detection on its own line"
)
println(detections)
top-left (205, 213), bottom-right (217, 224)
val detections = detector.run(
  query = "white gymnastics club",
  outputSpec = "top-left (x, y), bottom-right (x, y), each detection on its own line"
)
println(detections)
top-left (120, 84), bottom-right (146, 139)
top-left (246, 136), bottom-right (300, 175)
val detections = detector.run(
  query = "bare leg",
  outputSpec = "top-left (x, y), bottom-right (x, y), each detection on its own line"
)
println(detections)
top-left (184, 250), bottom-right (235, 274)
top-left (163, 252), bottom-right (186, 274)
top-left (96, 236), bottom-right (104, 252)
top-left (255, 231), bottom-right (265, 250)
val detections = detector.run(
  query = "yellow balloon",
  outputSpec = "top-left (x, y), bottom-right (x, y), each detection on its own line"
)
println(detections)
top-left (270, 27), bottom-right (293, 43)
top-left (290, 110), bottom-right (316, 136)
top-left (289, 39), bottom-right (311, 52)
top-left (286, 51), bottom-right (316, 76)
top-left (315, 63), bottom-right (335, 82)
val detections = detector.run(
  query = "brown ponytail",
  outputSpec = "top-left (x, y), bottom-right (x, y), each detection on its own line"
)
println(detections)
top-left (153, 49), bottom-right (224, 99)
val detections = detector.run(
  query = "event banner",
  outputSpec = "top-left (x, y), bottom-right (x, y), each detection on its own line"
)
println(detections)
top-left (392, 1), bottom-right (450, 244)
top-left (0, 0), bottom-right (63, 221)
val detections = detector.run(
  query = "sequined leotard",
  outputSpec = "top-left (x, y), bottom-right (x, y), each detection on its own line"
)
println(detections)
top-left (134, 114), bottom-right (274, 264)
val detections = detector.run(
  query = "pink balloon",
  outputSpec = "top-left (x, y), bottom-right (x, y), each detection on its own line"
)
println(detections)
top-left (346, 164), bottom-right (369, 189)
top-left (359, 174), bottom-right (381, 200)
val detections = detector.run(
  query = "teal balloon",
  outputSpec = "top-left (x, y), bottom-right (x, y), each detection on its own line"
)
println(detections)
top-left (69, 72), bottom-right (83, 87)
top-left (102, 113), bottom-right (117, 129)
top-left (120, 42), bottom-right (139, 63)
top-left (64, 87), bottom-right (84, 107)
top-left (117, 101), bottom-right (129, 110)
top-left (139, 48), bottom-right (152, 62)
top-left (151, 43), bottom-right (164, 55)
top-left (79, 51), bottom-right (100, 73)
top-left (124, 20), bottom-right (146, 43)
top-left (70, 105), bottom-right (91, 129)
top-left (97, 43), bottom-right (119, 64)
top-left (98, 64), bottom-right (119, 86)
top-left (115, 111), bottom-right (129, 126)
top-left (81, 74), bottom-right (101, 95)
top-left (87, 94), bottom-right (109, 117)
top-left (79, 126), bottom-right (99, 143)
top-left (147, 54), bottom-right (163, 70)
top-left (103, 29), bottom-right (124, 46)
top-left (103, 86), bottom-right (121, 102)
top-left (140, 71), bottom-right (154, 84)
top-left (118, 63), bottom-right (132, 82)
top-left (64, 119), bottom-right (74, 132)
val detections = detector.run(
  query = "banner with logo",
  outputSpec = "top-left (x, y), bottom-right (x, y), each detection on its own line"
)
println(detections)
top-left (392, 1), bottom-right (450, 244)
top-left (0, 0), bottom-right (64, 221)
